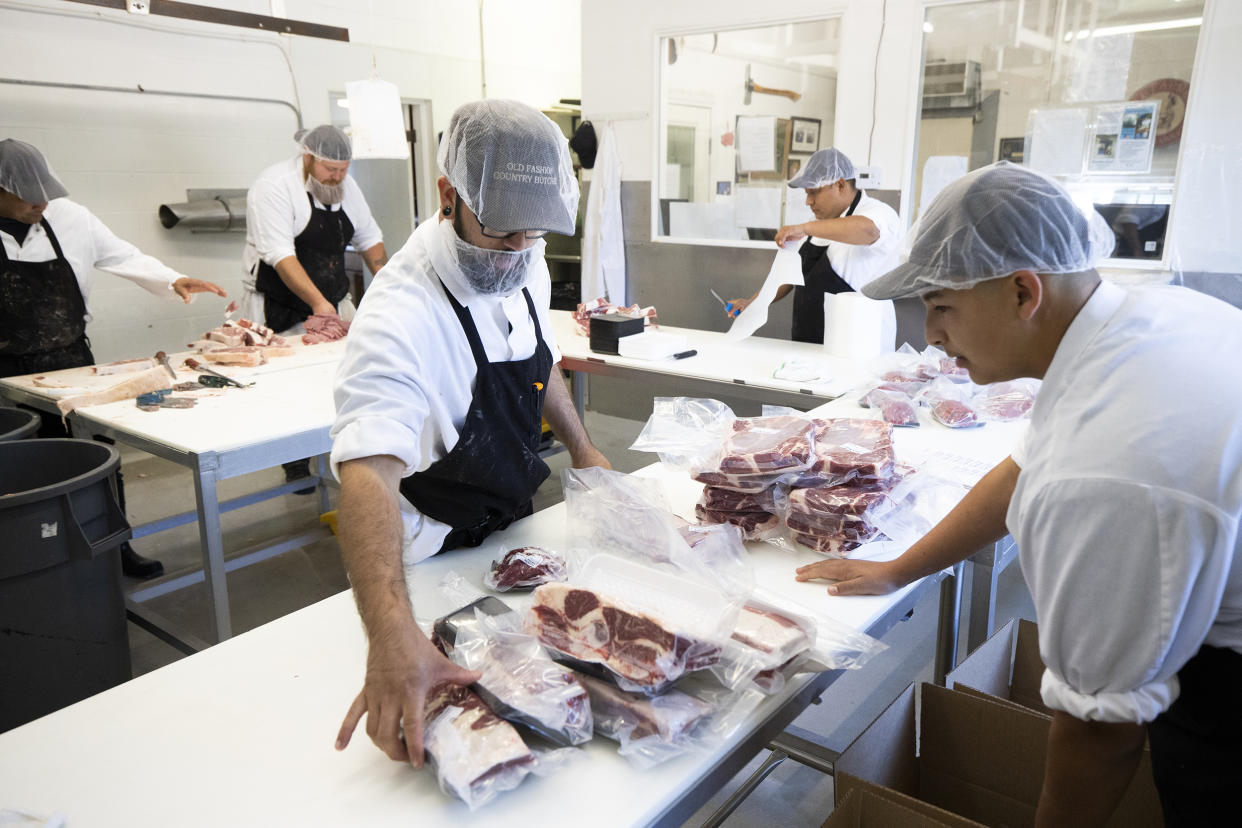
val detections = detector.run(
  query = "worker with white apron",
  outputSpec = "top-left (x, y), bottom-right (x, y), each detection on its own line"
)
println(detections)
top-left (328, 99), bottom-right (611, 768)
top-left (0, 139), bottom-right (227, 578)
top-left (797, 162), bottom-right (1242, 827)
top-left (728, 147), bottom-right (900, 347)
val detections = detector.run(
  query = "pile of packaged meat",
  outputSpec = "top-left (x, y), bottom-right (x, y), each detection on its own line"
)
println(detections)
top-left (418, 467), bottom-right (887, 810)
top-left (858, 344), bottom-right (1040, 428)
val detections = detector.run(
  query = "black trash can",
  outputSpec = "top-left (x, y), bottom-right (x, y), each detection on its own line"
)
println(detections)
top-left (0, 406), bottom-right (40, 442)
top-left (0, 438), bottom-right (133, 732)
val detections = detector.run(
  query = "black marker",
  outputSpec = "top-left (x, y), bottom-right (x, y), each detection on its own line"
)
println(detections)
top-left (672, 349), bottom-right (697, 359)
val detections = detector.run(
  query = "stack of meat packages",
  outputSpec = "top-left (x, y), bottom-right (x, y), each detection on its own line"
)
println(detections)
top-left (784, 418), bottom-right (897, 557)
top-left (692, 414), bottom-right (815, 540)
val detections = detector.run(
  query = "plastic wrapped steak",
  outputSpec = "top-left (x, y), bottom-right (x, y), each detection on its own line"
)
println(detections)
top-left (716, 415), bottom-right (815, 475)
top-left (484, 546), bottom-right (568, 591)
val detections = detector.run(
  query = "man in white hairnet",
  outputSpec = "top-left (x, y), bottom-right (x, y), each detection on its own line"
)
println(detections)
top-left (329, 100), bottom-right (611, 766)
top-left (728, 147), bottom-right (901, 344)
top-left (0, 138), bottom-right (227, 578)
top-left (797, 162), bottom-right (1242, 827)
top-left (243, 125), bottom-right (389, 488)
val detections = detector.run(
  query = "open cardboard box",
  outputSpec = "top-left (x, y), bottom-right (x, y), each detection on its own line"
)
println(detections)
top-left (833, 681), bottom-right (1162, 828)
top-left (824, 777), bottom-right (986, 827)
top-left (945, 618), bottom-right (1049, 715)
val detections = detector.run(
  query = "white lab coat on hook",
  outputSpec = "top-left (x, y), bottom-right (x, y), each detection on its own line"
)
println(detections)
top-left (581, 122), bottom-right (626, 304)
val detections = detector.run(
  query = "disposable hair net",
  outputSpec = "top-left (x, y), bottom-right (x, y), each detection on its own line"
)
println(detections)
top-left (787, 147), bottom-right (856, 190)
top-left (295, 125), bottom-right (352, 162)
top-left (438, 99), bottom-right (579, 236)
top-left (862, 161), bottom-right (1115, 300)
top-left (0, 139), bottom-right (68, 204)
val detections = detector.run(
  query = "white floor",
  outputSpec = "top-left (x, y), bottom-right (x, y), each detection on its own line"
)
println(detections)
top-left (112, 409), bottom-right (1036, 827)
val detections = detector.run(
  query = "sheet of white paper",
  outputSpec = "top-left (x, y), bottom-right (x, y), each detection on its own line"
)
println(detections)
top-left (345, 78), bottom-right (409, 160)
top-left (736, 116), bottom-right (776, 172)
top-left (733, 186), bottom-right (782, 229)
top-left (1026, 108), bottom-right (1089, 176)
top-left (725, 244), bottom-right (804, 342)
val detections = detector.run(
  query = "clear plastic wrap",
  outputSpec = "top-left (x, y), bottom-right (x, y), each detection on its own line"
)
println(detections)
top-left (434, 575), bottom-right (593, 747)
top-left (523, 553), bottom-right (739, 690)
top-left (922, 344), bottom-right (971, 382)
top-left (563, 466), bottom-right (754, 597)
top-left (793, 417), bottom-right (897, 487)
top-left (706, 414), bottom-right (816, 477)
top-left (919, 377), bottom-right (984, 429)
top-left (976, 378), bottom-right (1041, 422)
top-left (693, 504), bottom-right (782, 540)
top-left (860, 387), bottom-right (920, 427)
top-left (699, 483), bottom-right (786, 514)
top-left (865, 466), bottom-right (974, 548)
top-left (630, 397), bottom-right (736, 472)
top-left (482, 545), bottom-right (568, 591)
top-left (870, 342), bottom-right (939, 384)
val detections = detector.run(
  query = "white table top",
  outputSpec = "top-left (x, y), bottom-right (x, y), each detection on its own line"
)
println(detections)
top-left (0, 464), bottom-right (939, 828)
top-left (550, 311), bottom-right (870, 400)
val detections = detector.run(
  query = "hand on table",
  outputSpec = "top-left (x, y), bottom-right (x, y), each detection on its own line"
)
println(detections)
top-left (335, 628), bottom-right (480, 767)
top-left (795, 558), bottom-right (904, 596)
top-left (774, 223), bottom-right (808, 247)
top-left (172, 277), bottom-right (227, 303)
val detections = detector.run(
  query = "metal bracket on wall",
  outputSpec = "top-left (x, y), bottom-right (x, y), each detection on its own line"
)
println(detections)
top-left (65, 0), bottom-right (350, 42)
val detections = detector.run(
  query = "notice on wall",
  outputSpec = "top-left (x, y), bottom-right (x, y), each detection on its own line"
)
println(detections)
top-left (1088, 101), bottom-right (1159, 174)
top-left (736, 116), bottom-right (777, 173)
top-left (1026, 108), bottom-right (1089, 176)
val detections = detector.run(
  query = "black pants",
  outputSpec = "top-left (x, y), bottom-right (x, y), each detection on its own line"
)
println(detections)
top-left (1148, 644), bottom-right (1242, 826)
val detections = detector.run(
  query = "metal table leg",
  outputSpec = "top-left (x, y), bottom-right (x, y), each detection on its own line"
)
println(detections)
top-left (934, 562), bottom-right (964, 685)
top-left (571, 369), bottom-right (587, 421)
top-left (192, 454), bottom-right (233, 641)
top-left (315, 452), bottom-right (331, 514)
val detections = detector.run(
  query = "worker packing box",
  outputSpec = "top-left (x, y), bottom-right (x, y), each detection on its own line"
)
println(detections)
top-left (833, 681), bottom-right (1163, 828)
top-left (589, 313), bottom-right (645, 355)
top-left (944, 618), bottom-right (1049, 715)
top-left (825, 784), bottom-right (986, 827)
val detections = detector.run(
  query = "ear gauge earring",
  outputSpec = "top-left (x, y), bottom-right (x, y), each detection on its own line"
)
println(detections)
top-left (442, 206), bottom-right (452, 216)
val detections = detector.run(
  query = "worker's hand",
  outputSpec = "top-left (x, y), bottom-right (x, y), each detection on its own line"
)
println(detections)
top-left (334, 629), bottom-right (480, 767)
top-left (774, 223), bottom-right (808, 247)
top-left (310, 300), bottom-right (339, 317)
top-left (726, 297), bottom-right (751, 318)
top-left (794, 558), bottom-right (904, 596)
top-left (172, 277), bottom-right (227, 303)
top-left (571, 443), bottom-right (612, 471)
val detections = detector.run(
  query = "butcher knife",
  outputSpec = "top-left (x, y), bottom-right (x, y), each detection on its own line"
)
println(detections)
top-left (184, 357), bottom-right (253, 388)
top-left (154, 350), bottom-right (178, 381)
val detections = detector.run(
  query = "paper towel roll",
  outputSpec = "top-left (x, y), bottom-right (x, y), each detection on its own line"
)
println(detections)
top-left (822, 292), bottom-right (897, 360)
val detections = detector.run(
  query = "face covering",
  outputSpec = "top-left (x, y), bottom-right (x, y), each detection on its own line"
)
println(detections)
top-left (436, 217), bottom-right (536, 296)
top-left (305, 173), bottom-right (345, 206)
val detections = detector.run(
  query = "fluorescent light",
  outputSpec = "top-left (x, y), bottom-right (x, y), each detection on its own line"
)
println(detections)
top-left (923, 21), bottom-right (934, 33)
top-left (1064, 16), bottom-right (1201, 41)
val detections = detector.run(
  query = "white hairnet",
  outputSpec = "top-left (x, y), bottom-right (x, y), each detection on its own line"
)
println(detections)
top-left (863, 161), bottom-right (1115, 300)
top-left (437, 99), bottom-right (578, 236)
top-left (0, 139), bottom-right (68, 204)
top-left (296, 125), bottom-right (352, 162)
top-left (787, 147), bottom-right (856, 189)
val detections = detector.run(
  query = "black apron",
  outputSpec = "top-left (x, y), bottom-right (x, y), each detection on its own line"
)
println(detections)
top-left (0, 217), bottom-right (94, 378)
top-left (399, 280), bottom-right (553, 554)
top-left (791, 189), bottom-right (863, 344)
top-left (1147, 644), bottom-right (1242, 826)
top-left (254, 192), bottom-right (354, 333)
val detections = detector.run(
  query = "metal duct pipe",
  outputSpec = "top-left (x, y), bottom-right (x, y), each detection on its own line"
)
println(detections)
top-left (158, 192), bottom-right (247, 232)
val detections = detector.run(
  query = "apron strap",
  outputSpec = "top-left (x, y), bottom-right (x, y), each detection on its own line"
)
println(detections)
top-left (437, 278), bottom-right (490, 368)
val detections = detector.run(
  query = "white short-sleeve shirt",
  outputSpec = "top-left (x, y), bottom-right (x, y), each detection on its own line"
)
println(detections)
top-left (330, 217), bottom-right (560, 565)
top-left (1009, 280), bottom-right (1242, 723)
top-left (819, 191), bottom-right (902, 291)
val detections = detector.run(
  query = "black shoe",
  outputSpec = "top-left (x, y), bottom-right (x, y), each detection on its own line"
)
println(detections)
top-left (121, 543), bottom-right (164, 579)
top-left (283, 459), bottom-right (315, 495)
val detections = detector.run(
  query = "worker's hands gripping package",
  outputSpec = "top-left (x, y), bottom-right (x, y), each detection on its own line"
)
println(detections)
top-left (523, 551), bottom-right (741, 694)
top-left (562, 465), bottom-right (754, 598)
top-left (712, 589), bottom-right (887, 695)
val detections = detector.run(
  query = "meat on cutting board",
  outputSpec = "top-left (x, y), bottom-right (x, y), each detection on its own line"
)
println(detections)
top-left (56, 366), bottom-right (171, 415)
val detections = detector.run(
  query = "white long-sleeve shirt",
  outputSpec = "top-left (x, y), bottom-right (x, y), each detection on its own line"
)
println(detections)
top-left (1010, 280), bottom-right (1242, 724)
top-left (243, 156), bottom-right (383, 278)
top-left (0, 198), bottom-right (186, 322)
top-left (330, 217), bottom-right (560, 565)
top-left (811, 191), bottom-right (902, 291)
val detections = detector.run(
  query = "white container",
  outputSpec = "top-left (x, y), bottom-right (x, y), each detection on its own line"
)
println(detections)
top-left (618, 331), bottom-right (689, 360)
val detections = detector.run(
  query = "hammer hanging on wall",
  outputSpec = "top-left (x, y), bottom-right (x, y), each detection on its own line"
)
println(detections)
top-left (743, 64), bottom-right (802, 105)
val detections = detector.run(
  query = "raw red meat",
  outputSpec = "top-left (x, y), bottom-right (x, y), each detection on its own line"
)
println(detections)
top-left (716, 415), bottom-right (815, 475)
top-left (699, 484), bottom-right (782, 514)
top-left (930, 399), bottom-right (981, 428)
top-left (796, 418), bottom-right (895, 485)
top-left (526, 583), bottom-right (720, 687)
top-left (302, 313), bottom-right (350, 344)
top-left (861, 388), bottom-right (919, 427)
top-left (484, 547), bottom-right (568, 592)
top-left (788, 482), bottom-right (890, 517)
top-left (793, 532), bottom-right (868, 557)
top-left (423, 681), bottom-right (536, 805)
top-left (574, 671), bottom-right (712, 743)
top-left (693, 504), bottom-right (779, 538)
top-left (730, 604), bottom-right (811, 667)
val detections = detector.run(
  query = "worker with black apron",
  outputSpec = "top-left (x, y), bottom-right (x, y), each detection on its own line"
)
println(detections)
top-left (329, 100), bottom-right (613, 766)
top-left (254, 192), bottom-right (353, 334)
top-left (726, 147), bottom-right (900, 346)
top-left (0, 138), bottom-right (228, 578)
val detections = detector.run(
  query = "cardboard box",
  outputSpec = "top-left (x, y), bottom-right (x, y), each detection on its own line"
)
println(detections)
top-left (825, 777), bottom-right (986, 827)
top-left (834, 682), bottom-right (1162, 828)
top-left (946, 618), bottom-right (1050, 716)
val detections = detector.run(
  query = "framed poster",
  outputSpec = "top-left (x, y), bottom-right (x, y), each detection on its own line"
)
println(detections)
top-left (789, 117), bottom-right (821, 153)
top-left (786, 156), bottom-right (804, 180)
top-left (1088, 100), bottom-right (1159, 173)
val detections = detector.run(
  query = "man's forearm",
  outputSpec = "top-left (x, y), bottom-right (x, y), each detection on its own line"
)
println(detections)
top-left (890, 456), bottom-right (1019, 584)
top-left (362, 243), bottom-right (388, 276)
top-left (337, 457), bottom-right (417, 643)
top-left (274, 255), bottom-right (332, 312)
top-left (803, 215), bottom-right (880, 245)
top-left (543, 367), bottom-right (597, 460)
top-left (1037, 713), bottom-right (1147, 827)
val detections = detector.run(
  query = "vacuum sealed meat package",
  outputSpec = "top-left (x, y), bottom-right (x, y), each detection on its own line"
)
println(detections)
top-left (693, 504), bottom-right (781, 540)
top-left (977, 378), bottom-right (1040, 421)
top-left (860, 387), bottom-right (920, 428)
top-left (795, 418), bottom-right (896, 486)
top-left (483, 546), bottom-right (568, 591)
top-left (920, 377), bottom-right (983, 429)
top-left (713, 414), bottom-right (816, 476)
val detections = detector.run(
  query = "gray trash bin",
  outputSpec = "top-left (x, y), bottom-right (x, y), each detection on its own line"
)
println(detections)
top-left (0, 438), bottom-right (133, 732)
top-left (0, 406), bottom-right (40, 442)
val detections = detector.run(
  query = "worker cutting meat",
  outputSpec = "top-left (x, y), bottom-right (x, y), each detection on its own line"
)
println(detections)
top-left (796, 161), bottom-right (1242, 827)
top-left (0, 138), bottom-right (228, 578)
top-left (727, 147), bottom-right (901, 345)
top-left (330, 99), bottom-right (611, 766)
top-left (241, 124), bottom-right (389, 488)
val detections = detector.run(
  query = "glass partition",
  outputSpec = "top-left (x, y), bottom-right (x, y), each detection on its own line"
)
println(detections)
top-left (656, 17), bottom-right (841, 245)
top-left (913, 0), bottom-right (1204, 265)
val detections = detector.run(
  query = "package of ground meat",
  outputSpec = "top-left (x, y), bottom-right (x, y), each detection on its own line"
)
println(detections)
top-left (976, 378), bottom-right (1041, 422)
top-left (483, 546), bottom-right (568, 592)
top-left (860, 387), bottom-right (920, 428)
top-left (919, 377), bottom-right (984, 429)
